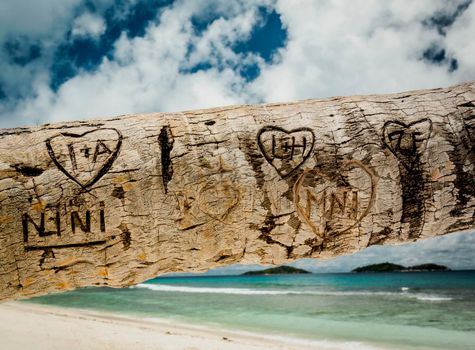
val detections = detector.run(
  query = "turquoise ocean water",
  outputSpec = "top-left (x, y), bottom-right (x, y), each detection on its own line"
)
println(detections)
top-left (26, 271), bottom-right (475, 349)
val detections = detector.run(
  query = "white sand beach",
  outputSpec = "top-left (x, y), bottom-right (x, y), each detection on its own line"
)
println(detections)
top-left (0, 302), bottom-right (378, 350)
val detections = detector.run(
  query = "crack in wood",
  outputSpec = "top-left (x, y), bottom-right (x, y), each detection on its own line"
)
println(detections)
top-left (159, 126), bottom-right (174, 193)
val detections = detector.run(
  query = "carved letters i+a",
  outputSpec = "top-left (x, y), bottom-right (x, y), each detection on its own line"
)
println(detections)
top-left (45, 128), bottom-right (123, 189)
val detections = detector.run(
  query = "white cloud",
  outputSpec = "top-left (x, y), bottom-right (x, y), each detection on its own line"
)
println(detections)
top-left (1, 0), bottom-right (269, 126)
top-left (0, 0), bottom-right (81, 40)
top-left (0, 0), bottom-right (82, 115)
top-left (446, 2), bottom-right (475, 79)
top-left (2, 0), bottom-right (474, 128)
top-left (251, 0), bottom-right (474, 103)
top-left (71, 12), bottom-right (106, 39)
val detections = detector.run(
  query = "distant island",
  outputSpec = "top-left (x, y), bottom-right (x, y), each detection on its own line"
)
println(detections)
top-left (242, 266), bottom-right (311, 275)
top-left (352, 262), bottom-right (450, 273)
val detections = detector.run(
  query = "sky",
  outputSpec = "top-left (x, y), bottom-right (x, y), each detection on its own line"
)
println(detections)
top-left (0, 0), bottom-right (474, 272)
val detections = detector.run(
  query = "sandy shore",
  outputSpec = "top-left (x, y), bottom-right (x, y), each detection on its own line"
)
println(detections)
top-left (0, 302), bottom-right (373, 350)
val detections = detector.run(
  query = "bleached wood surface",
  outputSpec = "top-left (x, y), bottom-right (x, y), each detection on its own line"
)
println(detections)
top-left (0, 81), bottom-right (474, 301)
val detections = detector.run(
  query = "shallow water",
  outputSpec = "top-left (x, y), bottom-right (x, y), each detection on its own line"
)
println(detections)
top-left (27, 271), bottom-right (475, 349)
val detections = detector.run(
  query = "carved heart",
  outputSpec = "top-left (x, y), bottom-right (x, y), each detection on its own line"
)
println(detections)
top-left (382, 119), bottom-right (432, 169)
top-left (46, 128), bottom-right (122, 189)
top-left (293, 161), bottom-right (376, 237)
top-left (197, 180), bottom-right (240, 221)
top-left (257, 126), bottom-right (315, 178)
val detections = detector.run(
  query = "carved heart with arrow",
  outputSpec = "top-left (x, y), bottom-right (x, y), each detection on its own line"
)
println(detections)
top-left (46, 128), bottom-right (122, 189)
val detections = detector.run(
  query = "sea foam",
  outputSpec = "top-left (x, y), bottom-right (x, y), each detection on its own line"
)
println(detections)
top-left (134, 283), bottom-right (453, 301)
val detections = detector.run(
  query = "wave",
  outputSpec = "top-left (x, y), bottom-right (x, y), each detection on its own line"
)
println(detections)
top-left (413, 295), bottom-right (453, 301)
top-left (135, 284), bottom-right (303, 295)
top-left (399, 286), bottom-right (452, 301)
top-left (134, 284), bottom-right (453, 301)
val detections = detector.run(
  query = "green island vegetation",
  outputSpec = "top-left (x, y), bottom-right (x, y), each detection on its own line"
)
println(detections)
top-left (352, 262), bottom-right (450, 273)
top-left (242, 265), bottom-right (311, 275)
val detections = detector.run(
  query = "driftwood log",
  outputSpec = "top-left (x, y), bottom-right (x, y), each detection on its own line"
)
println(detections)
top-left (0, 81), bottom-right (474, 301)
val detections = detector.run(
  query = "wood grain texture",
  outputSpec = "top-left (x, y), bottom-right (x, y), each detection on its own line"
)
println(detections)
top-left (1, 81), bottom-right (474, 301)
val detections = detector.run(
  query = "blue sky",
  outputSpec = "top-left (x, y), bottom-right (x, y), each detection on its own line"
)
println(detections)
top-left (0, 0), bottom-right (474, 272)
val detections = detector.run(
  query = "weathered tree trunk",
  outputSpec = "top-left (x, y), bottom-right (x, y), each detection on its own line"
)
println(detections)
top-left (0, 82), bottom-right (474, 301)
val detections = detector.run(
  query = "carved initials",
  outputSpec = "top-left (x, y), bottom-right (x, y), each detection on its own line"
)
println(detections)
top-left (294, 161), bottom-right (376, 238)
top-left (22, 201), bottom-right (106, 243)
top-left (22, 212), bottom-right (60, 242)
top-left (257, 126), bottom-right (315, 178)
top-left (303, 189), bottom-right (359, 222)
top-left (46, 128), bottom-right (122, 189)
